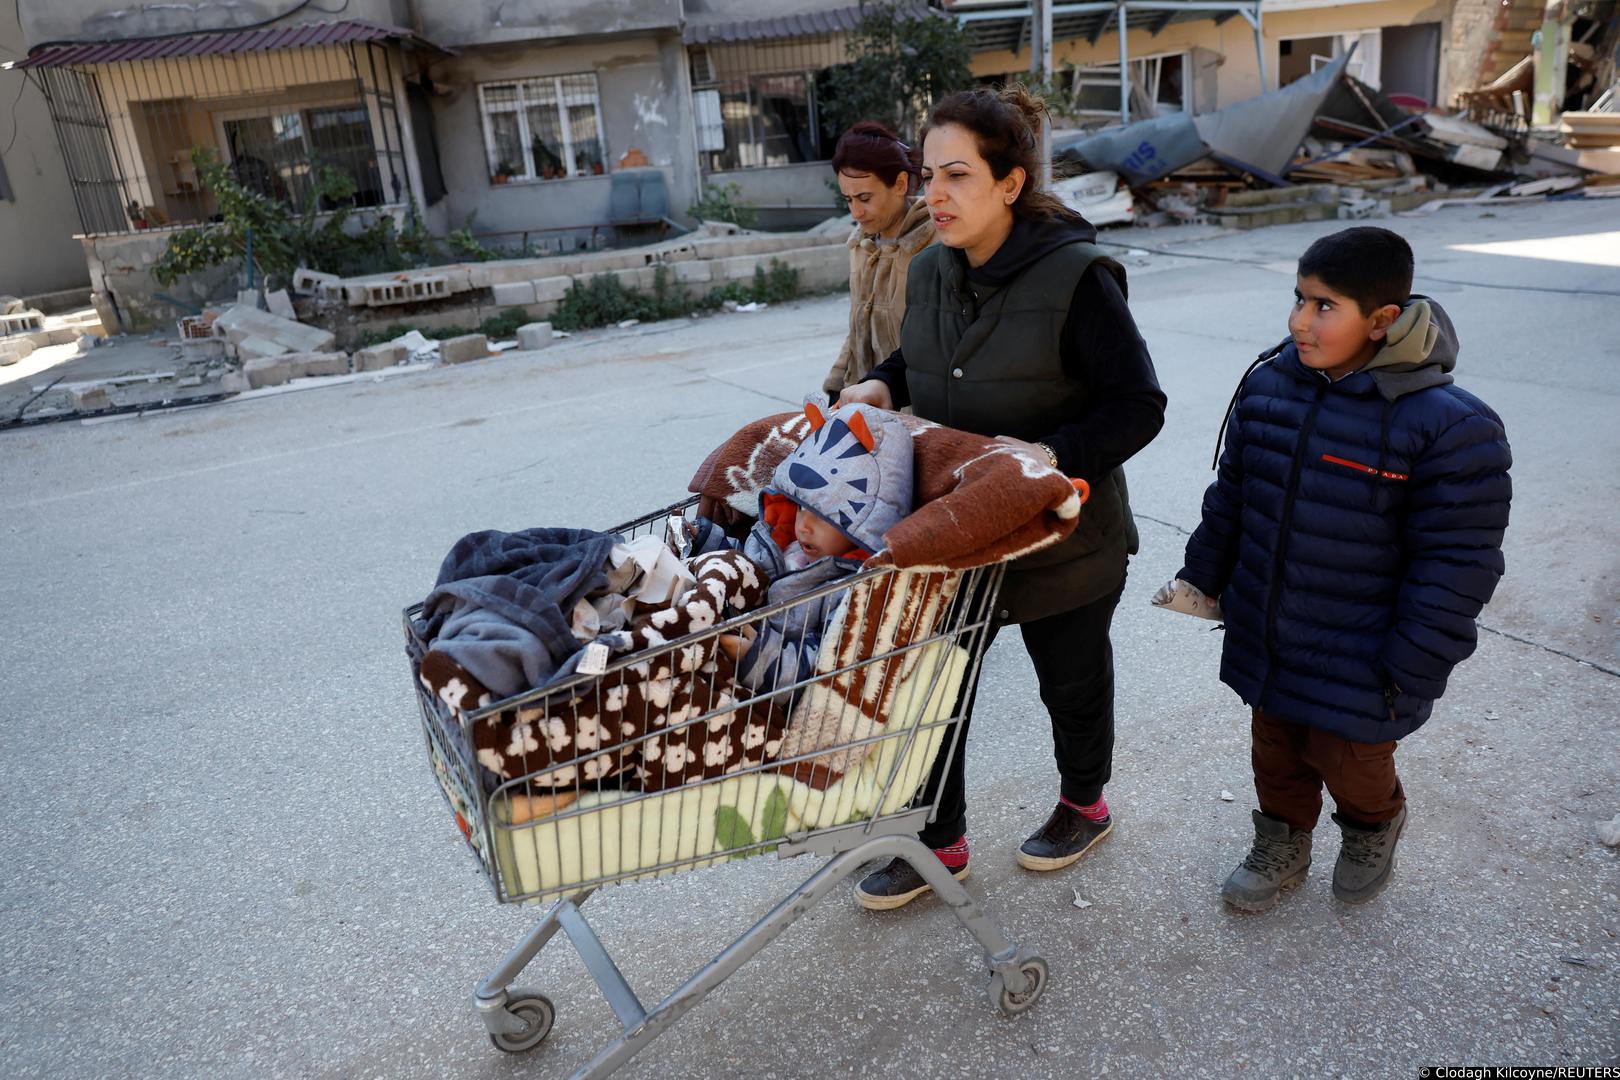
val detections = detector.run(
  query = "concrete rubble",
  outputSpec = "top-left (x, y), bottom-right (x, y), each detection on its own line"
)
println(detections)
top-left (8, 221), bottom-right (851, 424)
top-left (438, 334), bottom-right (490, 365)
top-left (284, 221), bottom-right (849, 349)
top-left (1052, 61), bottom-right (1620, 233)
top-left (516, 322), bottom-right (553, 351)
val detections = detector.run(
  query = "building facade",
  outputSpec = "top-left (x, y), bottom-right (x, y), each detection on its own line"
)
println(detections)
top-left (0, 4), bottom-right (91, 300)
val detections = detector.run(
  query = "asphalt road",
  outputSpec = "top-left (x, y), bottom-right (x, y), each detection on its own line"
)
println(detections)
top-left (3, 199), bottom-right (1616, 1079)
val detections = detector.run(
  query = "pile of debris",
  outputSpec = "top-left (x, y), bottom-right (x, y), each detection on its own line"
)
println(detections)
top-left (175, 292), bottom-right (561, 392)
top-left (1, 296), bottom-right (99, 366)
top-left (1051, 51), bottom-right (1620, 230)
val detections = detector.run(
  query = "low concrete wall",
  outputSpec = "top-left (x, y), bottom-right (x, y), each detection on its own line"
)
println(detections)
top-left (705, 163), bottom-right (846, 231)
top-left (319, 239), bottom-right (850, 349)
top-left (81, 229), bottom-right (237, 335)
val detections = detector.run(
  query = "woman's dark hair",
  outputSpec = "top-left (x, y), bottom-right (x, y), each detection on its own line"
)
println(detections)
top-left (1297, 227), bottom-right (1414, 314)
top-left (830, 121), bottom-right (919, 190)
top-left (920, 84), bottom-right (1073, 221)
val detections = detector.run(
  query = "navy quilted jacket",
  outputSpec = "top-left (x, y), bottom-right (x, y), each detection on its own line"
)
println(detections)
top-left (1179, 301), bottom-right (1511, 743)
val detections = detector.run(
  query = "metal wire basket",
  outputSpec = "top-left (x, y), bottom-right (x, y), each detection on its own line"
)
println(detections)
top-left (403, 496), bottom-right (1048, 1076)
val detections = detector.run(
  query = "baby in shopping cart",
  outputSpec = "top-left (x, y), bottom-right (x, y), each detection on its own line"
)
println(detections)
top-left (688, 398), bottom-right (913, 696)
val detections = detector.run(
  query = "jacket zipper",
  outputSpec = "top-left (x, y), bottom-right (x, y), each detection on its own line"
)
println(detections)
top-left (1260, 381), bottom-right (1327, 699)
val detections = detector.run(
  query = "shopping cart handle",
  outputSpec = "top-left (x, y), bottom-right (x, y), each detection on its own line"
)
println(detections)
top-left (1071, 477), bottom-right (1090, 504)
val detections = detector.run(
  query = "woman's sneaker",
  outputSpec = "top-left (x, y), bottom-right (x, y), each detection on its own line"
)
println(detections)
top-left (1331, 805), bottom-right (1406, 904)
top-left (1221, 810), bottom-right (1313, 913)
top-left (853, 857), bottom-right (969, 911)
top-left (1016, 802), bottom-right (1113, 871)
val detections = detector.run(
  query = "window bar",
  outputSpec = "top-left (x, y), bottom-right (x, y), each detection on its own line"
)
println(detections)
top-left (362, 42), bottom-right (395, 203)
top-left (379, 44), bottom-right (409, 205)
top-left (555, 77), bottom-right (576, 179)
top-left (38, 70), bottom-right (94, 233)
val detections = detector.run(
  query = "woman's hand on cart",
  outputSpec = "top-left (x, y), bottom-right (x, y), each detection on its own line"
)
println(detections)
top-left (838, 380), bottom-right (894, 411)
top-left (717, 624), bottom-right (758, 661)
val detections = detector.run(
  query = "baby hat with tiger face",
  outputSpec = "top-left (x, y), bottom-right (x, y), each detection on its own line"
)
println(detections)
top-left (769, 399), bottom-right (914, 554)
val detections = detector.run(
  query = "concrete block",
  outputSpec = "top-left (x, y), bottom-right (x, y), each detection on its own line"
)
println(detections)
top-left (0, 294), bottom-right (23, 314)
top-left (439, 333), bottom-right (489, 365)
top-left (516, 322), bottom-right (554, 351)
top-left (532, 276), bottom-right (574, 303)
top-left (774, 245), bottom-right (849, 291)
top-left (1, 309), bottom-right (45, 335)
top-left (212, 304), bottom-right (336, 355)
top-left (492, 280), bottom-right (538, 306)
top-left (363, 281), bottom-right (413, 307)
top-left (243, 356), bottom-right (292, 388)
top-left (0, 337), bottom-right (37, 364)
top-left (408, 275), bottom-right (451, 302)
top-left (673, 260), bottom-right (712, 285)
top-left (719, 255), bottom-right (760, 281)
top-left (612, 266), bottom-right (656, 291)
top-left (293, 268), bottom-right (341, 295)
top-left (265, 289), bottom-right (296, 320)
top-left (343, 284), bottom-right (370, 306)
top-left (236, 335), bottom-right (291, 361)
top-left (180, 337), bottom-right (227, 362)
top-left (70, 386), bottom-right (111, 411)
top-left (353, 343), bottom-right (408, 372)
top-left (218, 372), bottom-right (249, 394)
top-left (287, 351), bottom-right (350, 378)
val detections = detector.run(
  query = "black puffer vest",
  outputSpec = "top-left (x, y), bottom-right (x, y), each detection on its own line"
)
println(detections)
top-left (900, 238), bottom-right (1138, 622)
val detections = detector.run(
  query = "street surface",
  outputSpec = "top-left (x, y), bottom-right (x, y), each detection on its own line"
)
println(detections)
top-left (3, 199), bottom-right (1617, 1078)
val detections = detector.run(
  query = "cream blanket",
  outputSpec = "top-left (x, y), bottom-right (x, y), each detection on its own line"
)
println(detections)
top-left (490, 642), bottom-right (967, 902)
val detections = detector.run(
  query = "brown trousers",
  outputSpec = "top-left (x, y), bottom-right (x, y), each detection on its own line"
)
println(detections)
top-left (1251, 709), bottom-right (1405, 830)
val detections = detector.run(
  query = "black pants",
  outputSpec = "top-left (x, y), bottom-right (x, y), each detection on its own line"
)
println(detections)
top-left (917, 573), bottom-right (1127, 848)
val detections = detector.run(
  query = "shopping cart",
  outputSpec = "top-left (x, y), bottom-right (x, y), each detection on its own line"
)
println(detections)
top-left (403, 497), bottom-right (1049, 1078)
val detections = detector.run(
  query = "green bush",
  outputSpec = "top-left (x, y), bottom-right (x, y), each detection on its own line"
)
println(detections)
top-left (153, 148), bottom-right (514, 289)
top-left (688, 183), bottom-right (758, 229)
top-left (551, 260), bottom-right (805, 331)
top-left (480, 307), bottom-right (533, 339)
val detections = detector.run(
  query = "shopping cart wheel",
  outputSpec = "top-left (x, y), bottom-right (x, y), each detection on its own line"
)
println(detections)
top-left (488, 991), bottom-right (556, 1053)
top-left (988, 955), bottom-right (1048, 1016)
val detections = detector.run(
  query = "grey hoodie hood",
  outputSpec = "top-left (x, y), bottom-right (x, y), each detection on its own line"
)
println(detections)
top-left (768, 400), bottom-right (914, 554)
top-left (1362, 293), bottom-right (1458, 401)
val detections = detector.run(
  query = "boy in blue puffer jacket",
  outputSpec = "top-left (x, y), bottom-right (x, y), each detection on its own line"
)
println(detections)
top-left (1162, 227), bottom-right (1511, 911)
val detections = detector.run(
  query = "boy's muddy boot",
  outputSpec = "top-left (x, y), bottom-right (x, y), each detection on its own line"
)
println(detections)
top-left (1331, 804), bottom-right (1406, 904)
top-left (1221, 810), bottom-right (1312, 913)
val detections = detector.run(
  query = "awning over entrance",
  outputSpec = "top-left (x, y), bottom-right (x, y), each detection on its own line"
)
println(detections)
top-left (14, 19), bottom-right (447, 70)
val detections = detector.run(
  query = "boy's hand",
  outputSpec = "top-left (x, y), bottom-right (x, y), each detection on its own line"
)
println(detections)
top-left (716, 624), bottom-right (758, 661)
top-left (1151, 578), bottom-right (1223, 620)
top-left (838, 380), bottom-right (894, 411)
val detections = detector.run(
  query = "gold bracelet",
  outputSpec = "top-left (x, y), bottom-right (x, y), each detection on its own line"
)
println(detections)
top-left (1035, 442), bottom-right (1059, 469)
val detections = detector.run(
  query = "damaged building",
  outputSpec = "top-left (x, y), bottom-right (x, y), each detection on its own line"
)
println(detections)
top-left (1, 0), bottom-right (1614, 326)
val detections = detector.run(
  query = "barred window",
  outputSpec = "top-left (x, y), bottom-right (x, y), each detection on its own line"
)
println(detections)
top-left (478, 74), bottom-right (606, 183)
top-left (693, 72), bottom-right (830, 172)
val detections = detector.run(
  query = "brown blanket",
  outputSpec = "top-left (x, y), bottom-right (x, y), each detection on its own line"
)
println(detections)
top-left (690, 410), bottom-right (1083, 787)
top-left (689, 410), bottom-right (1082, 570)
top-left (420, 549), bottom-right (791, 798)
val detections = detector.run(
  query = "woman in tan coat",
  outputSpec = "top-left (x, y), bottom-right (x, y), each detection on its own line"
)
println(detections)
top-left (822, 122), bottom-right (935, 399)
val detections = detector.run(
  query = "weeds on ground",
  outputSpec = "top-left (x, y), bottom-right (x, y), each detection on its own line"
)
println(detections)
top-left (551, 260), bottom-right (804, 331)
top-left (357, 260), bottom-right (808, 342)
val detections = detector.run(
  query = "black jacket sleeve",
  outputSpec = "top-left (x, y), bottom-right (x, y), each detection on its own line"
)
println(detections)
top-left (1038, 264), bottom-right (1167, 485)
top-left (862, 348), bottom-right (912, 410)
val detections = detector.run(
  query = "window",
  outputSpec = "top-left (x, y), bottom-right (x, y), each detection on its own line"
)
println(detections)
top-left (1066, 54), bottom-right (1190, 120)
top-left (478, 74), bottom-right (606, 183)
top-left (218, 102), bottom-right (385, 212)
top-left (693, 72), bottom-right (829, 172)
